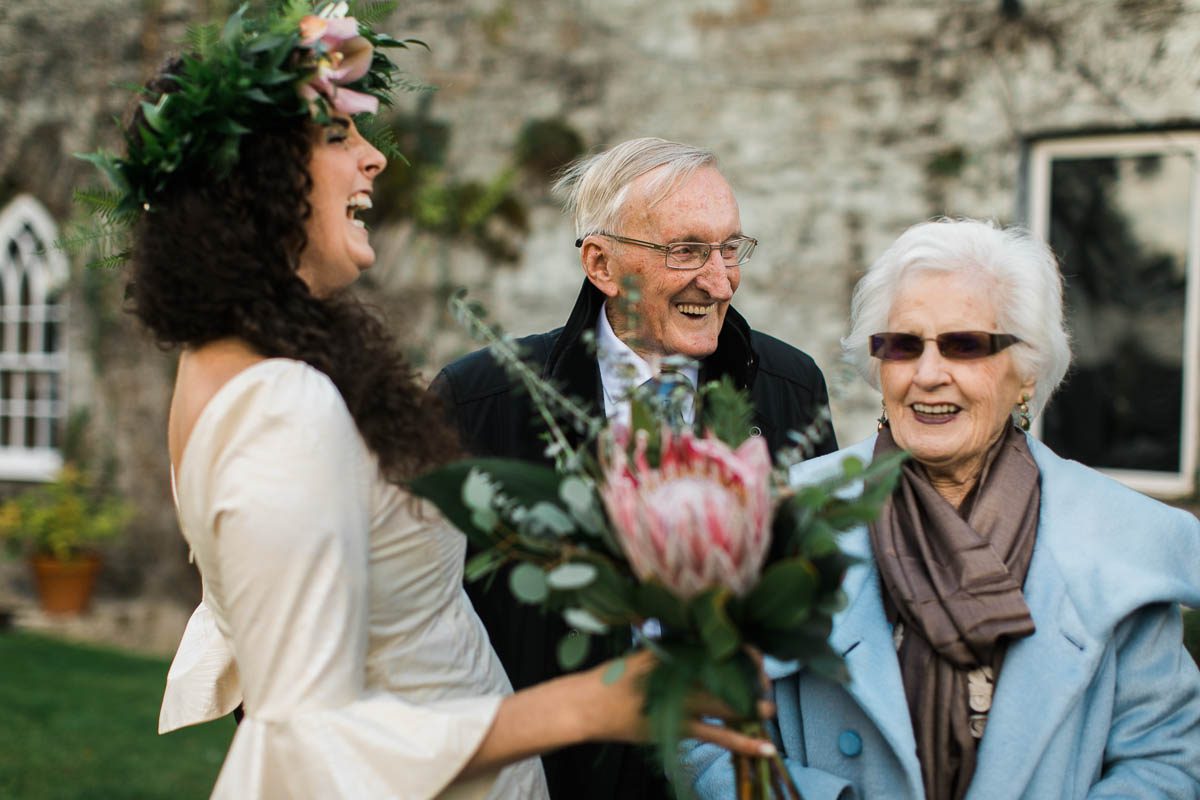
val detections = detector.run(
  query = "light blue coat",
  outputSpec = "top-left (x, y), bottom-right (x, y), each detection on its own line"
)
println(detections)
top-left (683, 435), bottom-right (1200, 799)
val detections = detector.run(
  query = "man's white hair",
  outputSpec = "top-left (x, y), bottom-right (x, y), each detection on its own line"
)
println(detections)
top-left (553, 137), bottom-right (718, 239)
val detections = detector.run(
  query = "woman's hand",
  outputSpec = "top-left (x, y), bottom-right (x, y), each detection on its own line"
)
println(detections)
top-left (462, 648), bottom-right (776, 779)
top-left (580, 650), bottom-right (777, 758)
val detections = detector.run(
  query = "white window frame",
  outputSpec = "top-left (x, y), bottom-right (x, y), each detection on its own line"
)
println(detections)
top-left (0, 195), bottom-right (69, 482)
top-left (1028, 132), bottom-right (1200, 498)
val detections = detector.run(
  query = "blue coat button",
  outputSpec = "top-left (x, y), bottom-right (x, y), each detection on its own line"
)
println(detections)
top-left (838, 730), bottom-right (863, 758)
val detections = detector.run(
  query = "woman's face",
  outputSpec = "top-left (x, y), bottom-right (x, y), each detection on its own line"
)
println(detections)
top-left (879, 269), bottom-right (1035, 487)
top-left (297, 116), bottom-right (387, 297)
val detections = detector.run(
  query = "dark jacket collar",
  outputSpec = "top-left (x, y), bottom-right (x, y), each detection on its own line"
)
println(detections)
top-left (544, 279), bottom-right (759, 394)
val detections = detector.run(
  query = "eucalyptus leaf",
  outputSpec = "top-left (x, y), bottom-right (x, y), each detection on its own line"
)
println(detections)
top-left (572, 559), bottom-right (636, 620)
top-left (559, 477), bottom-right (603, 534)
top-left (522, 501), bottom-right (575, 537)
top-left (602, 657), bottom-right (627, 685)
top-left (469, 506), bottom-right (498, 533)
top-left (546, 562), bottom-right (597, 591)
top-left (410, 457), bottom-right (563, 548)
top-left (563, 607), bottom-right (608, 634)
top-left (557, 633), bottom-right (590, 670)
top-left (462, 468), bottom-right (496, 511)
top-left (509, 563), bottom-right (548, 604)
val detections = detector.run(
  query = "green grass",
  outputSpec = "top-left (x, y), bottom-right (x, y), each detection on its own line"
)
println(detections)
top-left (0, 631), bottom-right (232, 800)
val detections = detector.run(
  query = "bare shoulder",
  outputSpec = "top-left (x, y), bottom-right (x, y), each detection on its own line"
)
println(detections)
top-left (168, 339), bottom-right (267, 473)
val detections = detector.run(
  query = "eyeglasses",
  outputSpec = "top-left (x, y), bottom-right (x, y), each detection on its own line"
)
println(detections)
top-left (575, 233), bottom-right (757, 270)
top-left (868, 331), bottom-right (1021, 361)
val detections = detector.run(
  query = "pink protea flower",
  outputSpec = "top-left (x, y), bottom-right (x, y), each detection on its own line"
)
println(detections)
top-left (600, 427), bottom-right (773, 599)
top-left (297, 15), bottom-right (379, 115)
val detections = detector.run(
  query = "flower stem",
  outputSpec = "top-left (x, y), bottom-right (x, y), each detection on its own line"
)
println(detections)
top-left (734, 753), bottom-right (752, 800)
top-left (735, 720), bottom-right (803, 799)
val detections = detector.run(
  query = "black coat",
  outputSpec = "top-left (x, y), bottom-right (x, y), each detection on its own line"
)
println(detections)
top-left (431, 280), bottom-right (838, 799)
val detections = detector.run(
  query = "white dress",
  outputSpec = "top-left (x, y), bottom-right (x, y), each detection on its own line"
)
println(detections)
top-left (157, 358), bottom-right (548, 800)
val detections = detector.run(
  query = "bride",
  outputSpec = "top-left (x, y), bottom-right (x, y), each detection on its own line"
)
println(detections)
top-left (92, 5), bottom-right (772, 798)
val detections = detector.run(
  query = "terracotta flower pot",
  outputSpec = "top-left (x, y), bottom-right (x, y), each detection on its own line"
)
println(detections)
top-left (29, 553), bottom-right (102, 614)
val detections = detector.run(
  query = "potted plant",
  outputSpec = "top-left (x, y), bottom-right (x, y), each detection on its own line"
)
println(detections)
top-left (0, 464), bottom-right (131, 614)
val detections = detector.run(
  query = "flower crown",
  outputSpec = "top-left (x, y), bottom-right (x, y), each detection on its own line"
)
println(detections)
top-left (80, 1), bottom-right (419, 219)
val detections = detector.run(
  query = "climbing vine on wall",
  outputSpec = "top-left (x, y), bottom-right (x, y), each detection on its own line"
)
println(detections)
top-left (370, 94), bottom-right (584, 263)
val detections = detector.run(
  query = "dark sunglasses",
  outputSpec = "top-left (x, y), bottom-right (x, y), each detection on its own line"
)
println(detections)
top-left (869, 331), bottom-right (1021, 361)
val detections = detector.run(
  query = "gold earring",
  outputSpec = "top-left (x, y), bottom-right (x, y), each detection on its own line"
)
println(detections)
top-left (877, 400), bottom-right (889, 432)
top-left (1016, 394), bottom-right (1031, 431)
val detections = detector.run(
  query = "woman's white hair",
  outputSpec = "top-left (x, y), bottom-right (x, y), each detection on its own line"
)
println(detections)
top-left (553, 137), bottom-right (718, 238)
top-left (842, 217), bottom-right (1072, 417)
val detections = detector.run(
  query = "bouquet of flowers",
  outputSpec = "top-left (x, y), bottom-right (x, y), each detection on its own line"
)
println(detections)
top-left (411, 293), bottom-right (905, 798)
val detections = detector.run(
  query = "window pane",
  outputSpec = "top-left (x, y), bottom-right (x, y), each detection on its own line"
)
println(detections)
top-left (1041, 152), bottom-right (1191, 472)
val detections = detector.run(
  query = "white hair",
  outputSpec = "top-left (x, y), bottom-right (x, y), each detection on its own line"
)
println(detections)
top-left (842, 217), bottom-right (1072, 417)
top-left (553, 137), bottom-right (718, 238)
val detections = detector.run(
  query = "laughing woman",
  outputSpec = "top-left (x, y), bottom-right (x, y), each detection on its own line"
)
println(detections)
top-left (94, 5), bottom-right (768, 798)
top-left (684, 218), bottom-right (1200, 799)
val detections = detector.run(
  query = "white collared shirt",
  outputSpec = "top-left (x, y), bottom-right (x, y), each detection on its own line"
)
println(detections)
top-left (596, 301), bottom-right (698, 427)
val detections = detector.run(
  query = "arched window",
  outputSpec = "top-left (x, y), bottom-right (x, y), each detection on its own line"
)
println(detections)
top-left (0, 195), bottom-right (69, 481)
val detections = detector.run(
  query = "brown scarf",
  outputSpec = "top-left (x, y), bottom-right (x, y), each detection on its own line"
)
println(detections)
top-left (870, 425), bottom-right (1040, 800)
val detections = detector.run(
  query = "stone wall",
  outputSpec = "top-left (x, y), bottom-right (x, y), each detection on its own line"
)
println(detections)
top-left (1, 0), bottom-right (1197, 607)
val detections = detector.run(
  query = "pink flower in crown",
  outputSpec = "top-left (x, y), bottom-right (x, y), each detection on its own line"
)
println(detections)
top-left (600, 426), bottom-right (773, 599)
top-left (297, 14), bottom-right (379, 115)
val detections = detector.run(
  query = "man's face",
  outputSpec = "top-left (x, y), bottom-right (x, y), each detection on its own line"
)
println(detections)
top-left (597, 166), bottom-right (743, 360)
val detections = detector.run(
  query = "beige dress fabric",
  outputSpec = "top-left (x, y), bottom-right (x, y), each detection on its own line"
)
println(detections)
top-left (157, 358), bottom-right (548, 800)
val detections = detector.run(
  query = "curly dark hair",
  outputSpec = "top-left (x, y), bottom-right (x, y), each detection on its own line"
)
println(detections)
top-left (127, 61), bottom-right (457, 483)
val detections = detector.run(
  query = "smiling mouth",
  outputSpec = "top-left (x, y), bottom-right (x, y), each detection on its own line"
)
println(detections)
top-left (676, 302), bottom-right (715, 318)
top-left (911, 402), bottom-right (961, 421)
top-left (346, 192), bottom-right (372, 229)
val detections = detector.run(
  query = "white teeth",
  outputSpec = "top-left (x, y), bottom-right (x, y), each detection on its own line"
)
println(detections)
top-left (351, 219), bottom-right (366, 228)
top-left (347, 193), bottom-right (372, 210)
top-left (676, 303), bottom-right (714, 315)
top-left (913, 403), bottom-right (960, 414)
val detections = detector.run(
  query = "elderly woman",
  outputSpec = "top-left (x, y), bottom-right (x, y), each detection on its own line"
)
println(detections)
top-left (684, 218), bottom-right (1200, 799)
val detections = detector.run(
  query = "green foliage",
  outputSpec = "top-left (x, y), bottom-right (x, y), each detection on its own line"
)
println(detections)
top-left (348, 0), bottom-right (399, 26)
top-left (926, 145), bottom-right (967, 179)
top-left (354, 112), bottom-right (406, 164)
top-left (447, 292), bottom-right (602, 472)
top-left (0, 632), bottom-right (232, 799)
top-left (509, 563), bottom-right (548, 604)
top-left (699, 375), bottom-right (756, 448)
top-left (546, 562), bottom-right (597, 590)
top-left (0, 466), bottom-right (132, 562)
top-left (371, 98), bottom-right (529, 261)
top-left (557, 632), bottom-right (590, 670)
top-left (513, 118), bottom-right (585, 181)
top-left (74, 1), bottom-right (421, 268)
top-left (414, 291), bottom-right (907, 791)
top-left (184, 20), bottom-right (222, 58)
top-left (369, 103), bottom-right (590, 262)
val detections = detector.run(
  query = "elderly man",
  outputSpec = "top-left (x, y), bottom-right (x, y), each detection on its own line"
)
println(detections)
top-left (433, 137), bottom-right (837, 799)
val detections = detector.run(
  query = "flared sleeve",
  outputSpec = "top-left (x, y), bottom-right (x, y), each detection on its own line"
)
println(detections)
top-left (164, 360), bottom-right (502, 800)
top-left (158, 597), bottom-right (240, 733)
